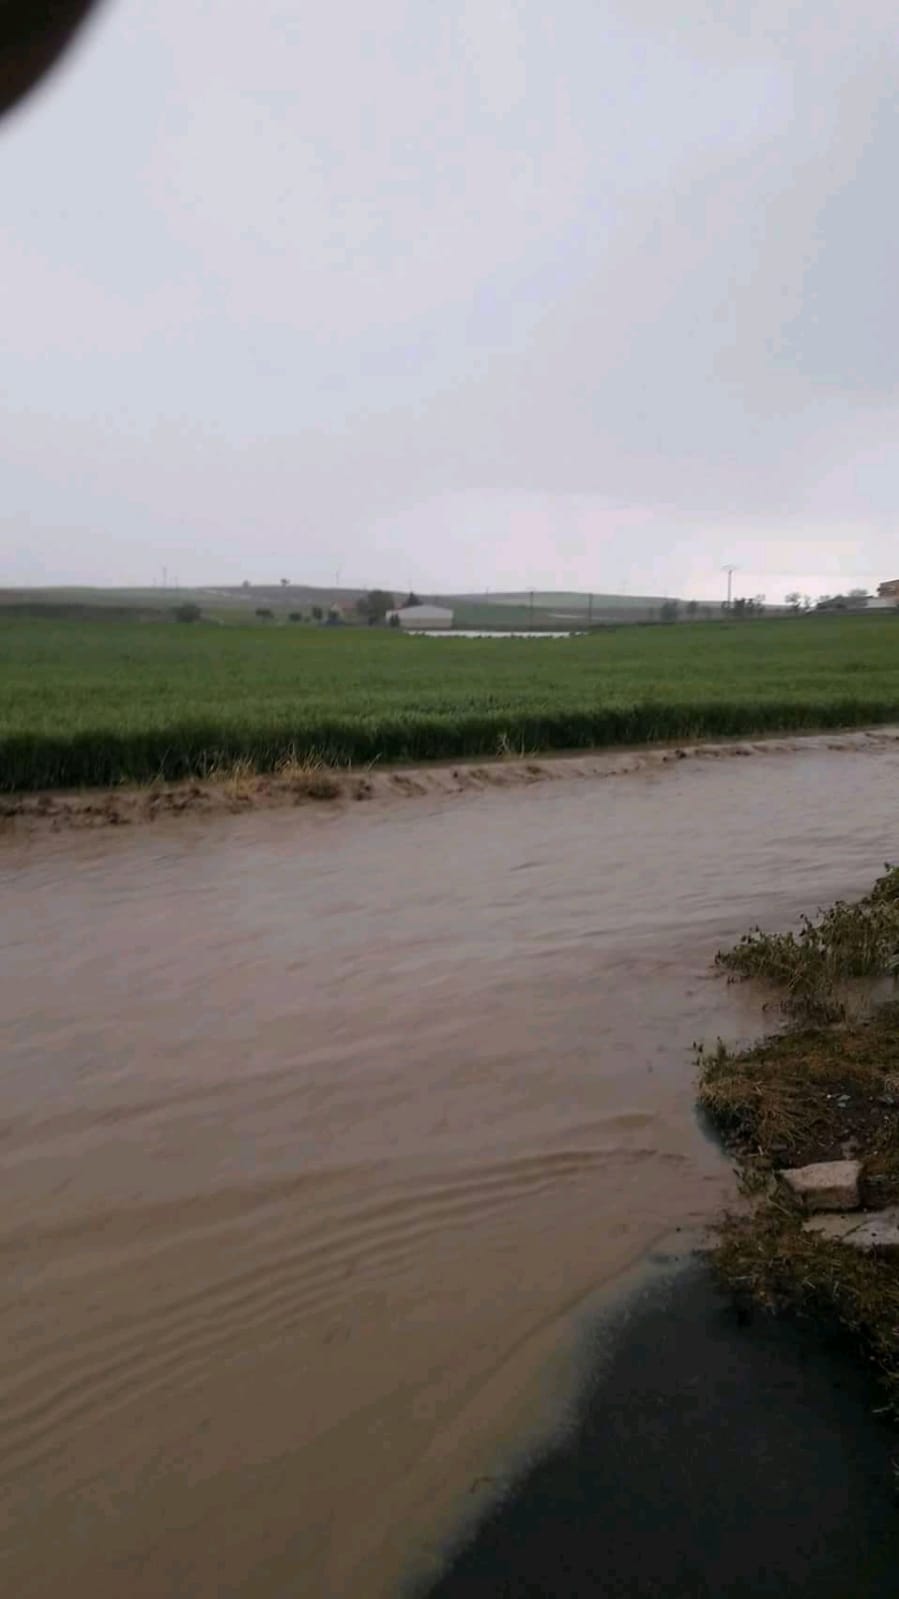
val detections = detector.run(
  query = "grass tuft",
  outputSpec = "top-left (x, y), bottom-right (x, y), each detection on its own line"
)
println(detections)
top-left (698, 1006), bottom-right (899, 1189)
top-left (716, 866), bottom-right (899, 1019)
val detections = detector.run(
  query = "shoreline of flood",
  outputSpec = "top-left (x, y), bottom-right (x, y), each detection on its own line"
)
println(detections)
top-left (414, 1254), bottom-right (899, 1599)
top-left (2, 723), bottom-right (899, 840)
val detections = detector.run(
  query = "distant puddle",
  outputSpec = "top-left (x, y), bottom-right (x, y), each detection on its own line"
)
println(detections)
top-left (2, 738), bottom-right (899, 1597)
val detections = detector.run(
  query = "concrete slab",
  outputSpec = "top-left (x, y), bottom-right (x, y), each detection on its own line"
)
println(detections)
top-left (804, 1213), bottom-right (867, 1243)
top-left (780, 1159), bottom-right (862, 1212)
top-left (805, 1208), bottom-right (899, 1253)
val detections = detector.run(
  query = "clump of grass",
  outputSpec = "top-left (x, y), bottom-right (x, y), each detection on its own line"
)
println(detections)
top-left (272, 748), bottom-right (342, 799)
top-left (219, 755), bottom-right (258, 800)
top-left (496, 730), bottom-right (540, 759)
top-left (716, 866), bottom-right (899, 1019)
top-left (698, 1005), bottom-right (899, 1192)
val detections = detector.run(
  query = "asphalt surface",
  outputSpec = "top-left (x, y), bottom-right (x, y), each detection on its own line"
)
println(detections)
top-left (416, 1259), bottom-right (899, 1599)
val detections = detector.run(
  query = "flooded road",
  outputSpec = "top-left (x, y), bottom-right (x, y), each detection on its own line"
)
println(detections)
top-left (2, 739), bottom-right (898, 1598)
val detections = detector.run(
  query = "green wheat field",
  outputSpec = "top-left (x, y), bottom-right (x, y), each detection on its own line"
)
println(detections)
top-left (1, 614), bottom-right (898, 791)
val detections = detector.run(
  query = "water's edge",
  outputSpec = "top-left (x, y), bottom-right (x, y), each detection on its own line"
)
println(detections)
top-left (2, 723), bottom-right (899, 840)
top-left (416, 1255), bottom-right (899, 1599)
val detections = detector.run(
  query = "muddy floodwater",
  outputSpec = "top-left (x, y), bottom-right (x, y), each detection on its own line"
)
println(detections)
top-left (2, 737), bottom-right (898, 1598)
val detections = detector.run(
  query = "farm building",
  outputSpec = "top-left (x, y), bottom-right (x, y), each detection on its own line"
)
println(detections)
top-left (876, 580), bottom-right (899, 600)
top-left (387, 604), bottom-right (454, 630)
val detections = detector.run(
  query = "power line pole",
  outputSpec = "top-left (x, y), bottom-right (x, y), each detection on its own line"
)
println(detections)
top-left (587, 592), bottom-right (593, 626)
top-left (529, 589), bottom-right (535, 627)
top-left (723, 565), bottom-right (737, 609)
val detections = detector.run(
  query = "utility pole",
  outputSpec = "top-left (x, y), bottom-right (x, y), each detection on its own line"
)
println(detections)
top-left (587, 592), bottom-right (593, 626)
top-left (723, 565), bottom-right (737, 609)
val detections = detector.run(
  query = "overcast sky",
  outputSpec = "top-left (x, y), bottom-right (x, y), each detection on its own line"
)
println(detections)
top-left (3, 0), bottom-right (897, 600)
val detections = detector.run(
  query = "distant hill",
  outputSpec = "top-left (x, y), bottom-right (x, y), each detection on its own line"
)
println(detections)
top-left (443, 590), bottom-right (671, 611)
top-left (0, 584), bottom-right (371, 621)
top-left (0, 585), bottom-right (729, 629)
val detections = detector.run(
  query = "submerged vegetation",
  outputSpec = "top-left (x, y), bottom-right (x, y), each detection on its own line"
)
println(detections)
top-left (716, 866), bottom-right (899, 1020)
top-left (1, 612), bottom-right (899, 792)
top-left (702, 871), bottom-right (899, 1419)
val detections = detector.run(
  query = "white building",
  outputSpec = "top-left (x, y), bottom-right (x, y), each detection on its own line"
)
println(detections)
top-left (387, 604), bottom-right (454, 630)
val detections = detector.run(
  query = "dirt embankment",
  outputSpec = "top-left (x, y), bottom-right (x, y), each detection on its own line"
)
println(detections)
top-left (701, 867), bottom-right (899, 1427)
top-left (3, 726), bottom-right (899, 839)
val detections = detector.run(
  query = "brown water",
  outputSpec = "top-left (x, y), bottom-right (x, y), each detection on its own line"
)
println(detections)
top-left (2, 741), bottom-right (898, 1599)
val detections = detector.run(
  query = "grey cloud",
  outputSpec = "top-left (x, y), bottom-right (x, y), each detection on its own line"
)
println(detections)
top-left (2, 0), bottom-right (898, 595)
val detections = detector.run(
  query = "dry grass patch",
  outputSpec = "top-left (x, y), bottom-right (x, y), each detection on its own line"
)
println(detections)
top-left (699, 1006), bottom-right (899, 1195)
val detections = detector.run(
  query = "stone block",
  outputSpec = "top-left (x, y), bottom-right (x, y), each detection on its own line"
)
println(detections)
top-left (780, 1159), bottom-right (861, 1212)
top-left (805, 1207), bottom-right (899, 1253)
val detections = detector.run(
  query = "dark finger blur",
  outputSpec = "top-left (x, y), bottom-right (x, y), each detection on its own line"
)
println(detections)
top-left (0, 0), bottom-right (103, 118)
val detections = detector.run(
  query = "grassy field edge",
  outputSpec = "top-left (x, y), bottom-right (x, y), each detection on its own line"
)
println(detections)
top-left (3, 695), bottom-right (899, 793)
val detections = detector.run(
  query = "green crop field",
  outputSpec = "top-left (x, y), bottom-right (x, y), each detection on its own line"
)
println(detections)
top-left (1, 614), bottom-right (898, 792)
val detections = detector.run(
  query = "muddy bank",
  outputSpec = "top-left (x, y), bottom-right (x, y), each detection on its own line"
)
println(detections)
top-left (2, 724), bottom-right (899, 838)
top-left (3, 742), bottom-right (899, 1596)
top-left (698, 869), bottom-right (899, 1435)
top-left (417, 1257), bottom-right (899, 1599)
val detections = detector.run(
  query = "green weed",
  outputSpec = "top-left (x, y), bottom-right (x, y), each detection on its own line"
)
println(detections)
top-left (717, 867), bottom-right (899, 1019)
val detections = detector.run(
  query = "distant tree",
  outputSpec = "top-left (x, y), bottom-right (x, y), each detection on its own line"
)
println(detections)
top-left (816, 593), bottom-right (866, 612)
top-left (686, 599), bottom-right (699, 617)
top-left (355, 589), bottom-right (395, 625)
top-left (785, 591), bottom-right (801, 612)
top-left (241, 580), bottom-right (251, 590)
top-left (388, 612), bottom-right (401, 629)
top-left (173, 602), bottom-right (202, 623)
top-left (255, 607), bottom-right (274, 620)
top-left (280, 578), bottom-right (290, 588)
top-left (660, 599), bottom-right (680, 623)
top-left (311, 605), bottom-right (323, 622)
top-left (403, 591), bottom-right (422, 608)
top-left (288, 611), bottom-right (303, 622)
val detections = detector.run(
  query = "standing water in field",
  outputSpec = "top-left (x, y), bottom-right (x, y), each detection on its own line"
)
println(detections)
top-left (2, 738), bottom-right (899, 1598)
